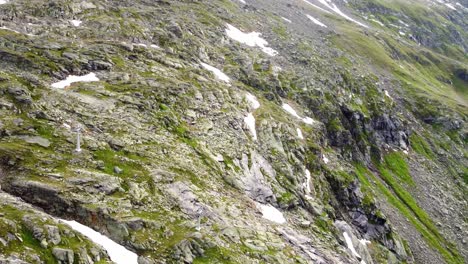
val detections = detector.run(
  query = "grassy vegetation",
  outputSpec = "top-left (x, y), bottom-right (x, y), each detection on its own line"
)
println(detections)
top-left (383, 152), bottom-right (414, 185)
top-left (410, 133), bottom-right (435, 159)
top-left (355, 164), bottom-right (463, 264)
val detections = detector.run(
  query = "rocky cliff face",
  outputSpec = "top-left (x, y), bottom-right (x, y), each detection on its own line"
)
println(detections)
top-left (0, 0), bottom-right (466, 263)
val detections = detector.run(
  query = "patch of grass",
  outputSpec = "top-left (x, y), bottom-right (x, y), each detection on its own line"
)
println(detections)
top-left (383, 152), bottom-right (414, 185)
top-left (93, 149), bottom-right (149, 181)
top-left (355, 164), bottom-right (463, 264)
top-left (410, 133), bottom-right (435, 159)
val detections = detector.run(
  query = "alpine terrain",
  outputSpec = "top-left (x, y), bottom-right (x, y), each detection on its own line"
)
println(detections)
top-left (0, 0), bottom-right (467, 263)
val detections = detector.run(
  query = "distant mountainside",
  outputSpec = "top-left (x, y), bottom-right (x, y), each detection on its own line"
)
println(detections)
top-left (0, 0), bottom-right (466, 263)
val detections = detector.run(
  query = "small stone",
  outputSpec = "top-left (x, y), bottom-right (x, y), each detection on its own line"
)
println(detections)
top-left (114, 166), bottom-right (123, 174)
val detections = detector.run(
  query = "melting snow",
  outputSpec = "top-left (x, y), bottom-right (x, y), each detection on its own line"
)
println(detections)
top-left (282, 17), bottom-right (292, 23)
top-left (60, 220), bottom-right (138, 264)
top-left (302, 0), bottom-right (332, 14)
top-left (384, 90), bottom-right (393, 100)
top-left (297, 128), bottom-right (304, 139)
top-left (51, 73), bottom-right (99, 89)
top-left (0, 26), bottom-right (21, 34)
top-left (322, 154), bottom-right (329, 164)
top-left (70, 20), bottom-right (82, 27)
top-left (244, 113), bottom-right (257, 140)
top-left (256, 203), bottom-right (286, 224)
top-left (306, 15), bottom-right (327, 28)
top-left (368, 18), bottom-right (384, 27)
top-left (445, 3), bottom-right (456, 10)
top-left (343, 232), bottom-right (362, 261)
top-left (225, 24), bottom-right (278, 56)
top-left (316, 0), bottom-right (368, 28)
top-left (245, 93), bottom-right (260, 109)
top-left (302, 117), bottom-right (316, 125)
top-left (283, 104), bottom-right (316, 125)
top-left (200, 62), bottom-right (230, 83)
top-left (282, 104), bottom-right (301, 119)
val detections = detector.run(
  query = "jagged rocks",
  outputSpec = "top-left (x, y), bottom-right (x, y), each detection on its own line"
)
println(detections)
top-left (52, 248), bottom-right (74, 264)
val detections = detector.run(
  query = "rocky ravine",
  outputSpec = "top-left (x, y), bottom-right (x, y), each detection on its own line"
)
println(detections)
top-left (0, 0), bottom-right (466, 263)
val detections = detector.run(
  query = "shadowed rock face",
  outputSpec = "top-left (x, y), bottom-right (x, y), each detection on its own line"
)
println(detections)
top-left (0, 0), bottom-right (466, 263)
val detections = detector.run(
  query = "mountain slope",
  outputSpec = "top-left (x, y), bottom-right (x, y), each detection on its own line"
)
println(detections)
top-left (0, 0), bottom-right (466, 263)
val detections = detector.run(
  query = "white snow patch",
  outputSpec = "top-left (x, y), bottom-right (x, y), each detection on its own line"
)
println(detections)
top-left (302, 117), bottom-right (316, 125)
top-left (281, 17), bottom-right (292, 23)
top-left (244, 113), bottom-right (257, 140)
top-left (316, 0), bottom-right (368, 28)
top-left (303, 169), bottom-right (312, 193)
top-left (70, 20), bottom-right (82, 27)
top-left (302, 0), bottom-right (332, 14)
top-left (256, 203), bottom-right (286, 224)
top-left (399, 31), bottom-right (406, 36)
top-left (51, 73), bottom-right (99, 89)
top-left (0, 26), bottom-right (20, 34)
top-left (283, 104), bottom-right (316, 125)
top-left (322, 154), bottom-right (329, 164)
top-left (60, 220), bottom-right (138, 264)
top-left (200, 62), bottom-right (230, 83)
top-left (238, 0), bottom-right (246, 4)
top-left (245, 93), bottom-right (260, 109)
top-left (297, 128), bottom-right (304, 139)
top-left (360, 239), bottom-right (371, 245)
top-left (306, 15), bottom-right (327, 28)
top-left (384, 90), bottom-right (393, 100)
top-left (343, 232), bottom-right (362, 260)
top-left (403, 150), bottom-right (409, 155)
top-left (282, 104), bottom-right (301, 119)
top-left (445, 3), bottom-right (456, 10)
top-left (0, 0), bottom-right (8, 4)
top-left (368, 18), bottom-right (384, 27)
top-left (225, 24), bottom-right (278, 56)
top-left (134, 43), bottom-right (147, 48)
top-left (150, 44), bottom-right (160, 49)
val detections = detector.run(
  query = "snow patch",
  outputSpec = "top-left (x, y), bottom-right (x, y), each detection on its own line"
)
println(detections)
top-left (238, 0), bottom-right (246, 4)
top-left (343, 232), bottom-right (362, 260)
top-left (306, 15), bottom-right (327, 28)
top-left (445, 3), bottom-right (456, 10)
top-left (245, 93), bottom-right (260, 109)
top-left (70, 20), bottom-right (82, 27)
top-left (51, 73), bottom-right (99, 89)
top-left (302, 0), bottom-right (332, 14)
top-left (281, 17), bottom-right (292, 23)
top-left (225, 24), bottom-right (278, 56)
top-left (200, 62), bottom-right (230, 83)
top-left (282, 104), bottom-right (316, 125)
top-left (244, 113), bottom-right (257, 140)
top-left (368, 18), bottom-right (384, 27)
top-left (256, 203), bottom-right (286, 224)
top-left (297, 128), bottom-right (304, 139)
top-left (384, 90), bottom-right (393, 100)
top-left (0, 0), bottom-right (8, 4)
top-left (60, 220), bottom-right (138, 264)
top-left (282, 104), bottom-right (301, 119)
top-left (302, 117), bottom-right (316, 125)
top-left (322, 154), bottom-right (329, 164)
top-left (316, 0), bottom-right (368, 28)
